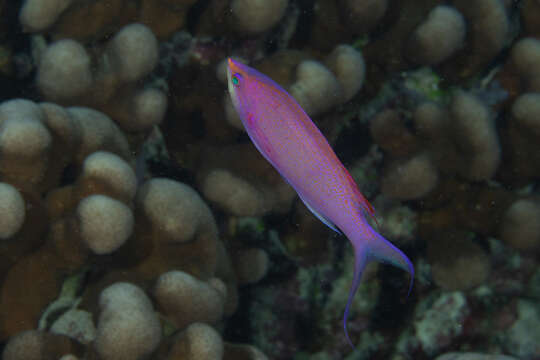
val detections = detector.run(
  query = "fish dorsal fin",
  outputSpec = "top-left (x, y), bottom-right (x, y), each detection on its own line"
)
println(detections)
top-left (345, 172), bottom-right (379, 228)
top-left (358, 195), bottom-right (379, 229)
top-left (299, 195), bottom-right (342, 235)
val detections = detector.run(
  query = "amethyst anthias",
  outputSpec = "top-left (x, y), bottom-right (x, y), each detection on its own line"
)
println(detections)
top-left (227, 58), bottom-right (413, 348)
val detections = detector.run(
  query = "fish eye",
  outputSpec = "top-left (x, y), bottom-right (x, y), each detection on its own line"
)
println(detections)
top-left (232, 73), bottom-right (241, 87)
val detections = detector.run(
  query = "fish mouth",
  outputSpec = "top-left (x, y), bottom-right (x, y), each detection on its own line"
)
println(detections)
top-left (227, 57), bottom-right (240, 73)
top-left (227, 58), bottom-right (248, 81)
top-left (226, 58), bottom-right (235, 93)
top-left (226, 58), bottom-right (241, 109)
top-left (226, 58), bottom-right (240, 85)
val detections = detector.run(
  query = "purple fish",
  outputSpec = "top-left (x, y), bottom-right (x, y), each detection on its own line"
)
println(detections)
top-left (227, 58), bottom-right (413, 347)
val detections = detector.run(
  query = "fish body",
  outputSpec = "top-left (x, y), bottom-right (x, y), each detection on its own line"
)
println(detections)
top-left (227, 58), bottom-right (413, 347)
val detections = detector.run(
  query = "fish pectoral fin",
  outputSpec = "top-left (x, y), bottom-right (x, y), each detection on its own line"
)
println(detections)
top-left (299, 195), bottom-right (342, 234)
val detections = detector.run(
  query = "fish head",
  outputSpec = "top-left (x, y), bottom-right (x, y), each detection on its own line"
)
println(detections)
top-left (227, 58), bottom-right (285, 129)
top-left (227, 58), bottom-right (255, 116)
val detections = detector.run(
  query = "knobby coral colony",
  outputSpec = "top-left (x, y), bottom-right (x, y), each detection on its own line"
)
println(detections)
top-left (0, 0), bottom-right (539, 360)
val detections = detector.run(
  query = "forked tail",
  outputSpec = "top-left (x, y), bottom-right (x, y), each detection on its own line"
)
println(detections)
top-left (343, 224), bottom-right (414, 348)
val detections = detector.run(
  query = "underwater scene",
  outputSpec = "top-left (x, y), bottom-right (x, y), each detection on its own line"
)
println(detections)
top-left (0, 0), bottom-right (539, 359)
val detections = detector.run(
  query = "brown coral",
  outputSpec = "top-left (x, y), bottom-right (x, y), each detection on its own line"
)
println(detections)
top-left (427, 230), bottom-right (491, 291)
top-left (153, 271), bottom-right (225, 330)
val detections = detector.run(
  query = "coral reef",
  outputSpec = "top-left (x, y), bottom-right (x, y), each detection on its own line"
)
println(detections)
top-left (153, 270), bottom-right (225, 330)
top-left (20, 0), bottom-right (199, 39)
top-left (499, 299), bottom-right (540, 359)
top-left (435, 353), bottom-right (518, 360)
top-left (0, 182), bottom-right (25, 239)
top-left (414, 292), bottom-right (470, 356)
top-left (34, 22), bottom-right (166, 139)
top-left (427, 231), bottom-right (491, 291)
top-left (197, 144), bottom-right (296, 217)
top-left (2, 330), bottom-right (83, 360)
top-left (94, 282), bottom-right (162, 360)
top-left (230, 0), bottom-right (288, 34)
top-left (167, 322), bottom-right (223, 360)
top-left (406, 5), bottom-right (466, 65)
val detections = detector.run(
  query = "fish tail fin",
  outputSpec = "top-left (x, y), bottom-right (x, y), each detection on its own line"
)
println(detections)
top-left (343, 243), bottom-right (369, 349)
top-left (367, 225), bottom-right (415, 297)
top-left (343, 226), bottom-right (415, 348)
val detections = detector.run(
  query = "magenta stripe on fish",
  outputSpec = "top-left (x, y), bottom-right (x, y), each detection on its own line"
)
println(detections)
top-left (227, 58), bottom-right (414, 348)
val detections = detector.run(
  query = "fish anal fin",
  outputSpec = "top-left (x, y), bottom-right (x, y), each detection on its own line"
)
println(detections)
top-left (299, 195), bottom-right (342, 235)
